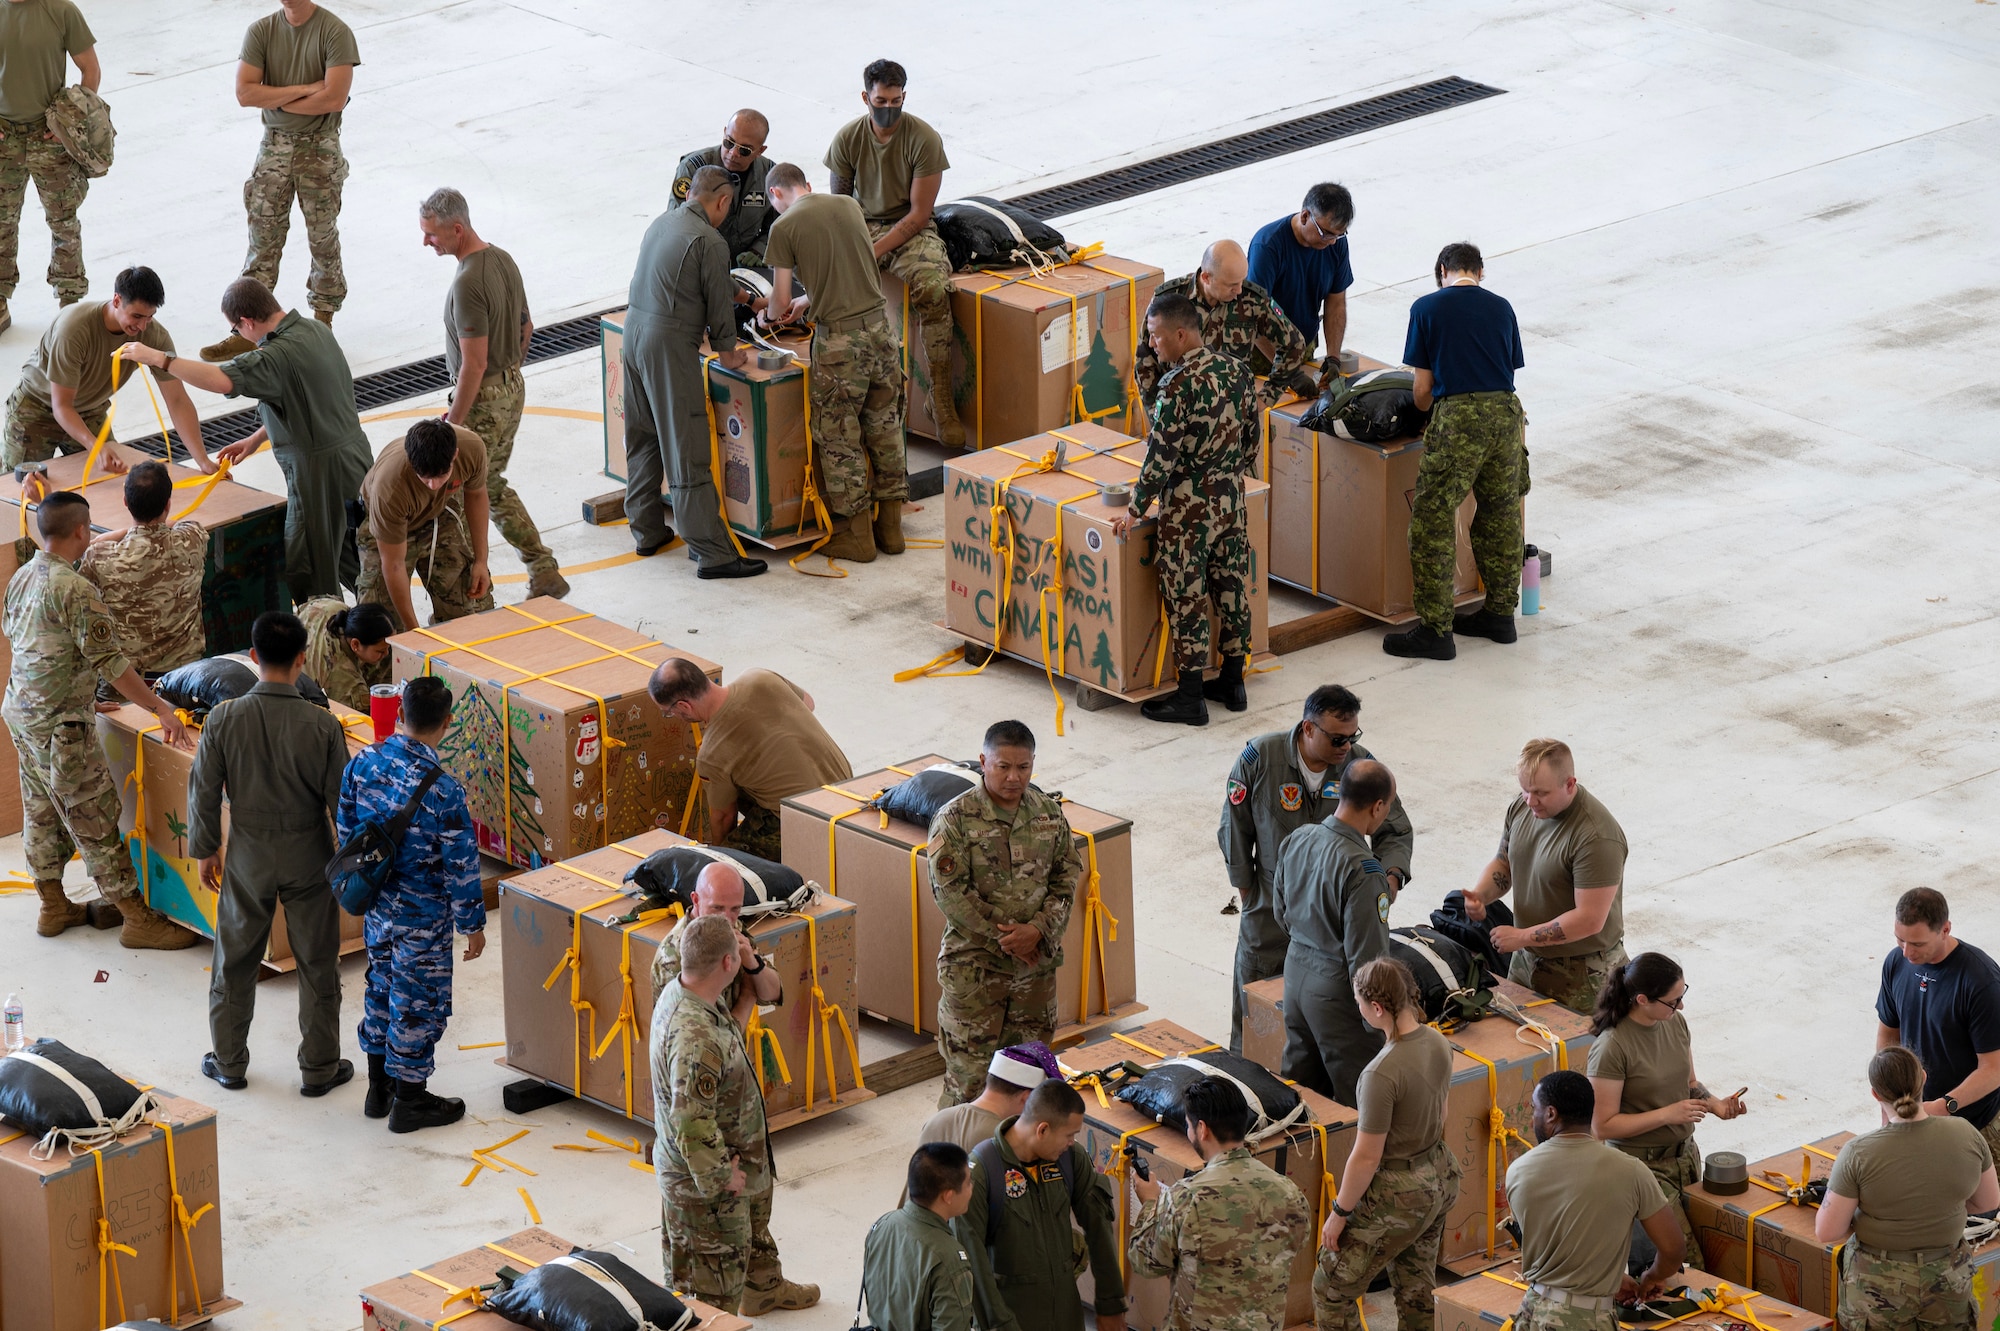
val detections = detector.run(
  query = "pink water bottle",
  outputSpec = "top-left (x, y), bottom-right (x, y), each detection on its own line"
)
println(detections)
top-left (1521, 544), bottom-right (1541, 615)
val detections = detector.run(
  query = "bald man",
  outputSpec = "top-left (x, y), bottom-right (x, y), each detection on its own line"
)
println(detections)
top-left (674, 110), bottom-right (778, 265)
top-left (649, 861), bottom-right (785, 1023)
top-left (1134, 238), bottom-right (1311, 414)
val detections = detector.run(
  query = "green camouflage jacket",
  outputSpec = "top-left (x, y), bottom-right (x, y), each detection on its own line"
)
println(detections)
top-left (650, 978), bottom-right (769, 1200)
top-left (928, 784), bottom-right (1082, 974)
top-left (1133, 273), bottom-right (1309, 409)
top-left (1133, 346), bottom-right (1253, 521)
top-left (1127, 1145), bottom-right (1313, 1331)
top-left (3, 550), bottom-right (132, 737)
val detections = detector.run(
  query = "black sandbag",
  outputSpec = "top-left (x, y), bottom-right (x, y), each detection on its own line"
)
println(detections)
top-left (871, 762), bottom-right (980, 828)
top-left (622, 845), bottom-right (802, 914)
top-left (485, 1250), bottom-right (696, 1331)
top-left (1114, 1049), bottom-right (1305, 1138)
top-left (1390, 925), bottom-right (1495, 1023)
top-left (1429, 891), bottom-right (1514, 980)
top-left (155, 657), bottom-right (255, 717)
top-left (222, 652), bottom-right (330, 709)
top-left (1299, 367), bottom-right (1431, 443)
top-left (0, 1038), bottom-right (161, 1157)
top-left (934, 196), bottom-right (1068, 271)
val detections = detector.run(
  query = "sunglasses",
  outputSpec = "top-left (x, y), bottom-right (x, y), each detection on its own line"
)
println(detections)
top-left (1645, 988), bottom-right (1687, 1012)
top-left (721, 135), bottom-right (764, 157)
top-left (1310, 722), bottom-right (1362, 748)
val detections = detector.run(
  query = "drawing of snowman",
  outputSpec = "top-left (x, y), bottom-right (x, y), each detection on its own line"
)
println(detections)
top-left (576, 712), bottom-right (601, 766)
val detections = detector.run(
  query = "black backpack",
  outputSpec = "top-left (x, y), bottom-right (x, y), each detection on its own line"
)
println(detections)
top-left (325, 763), bottom-right (444, 914)
top-left (1299, 368), bottom-right (1431, 443)
top-left (1390, 926), bottom-right (1495, 1024)
top-left (971, 1137), bottom-right (1084, 1247)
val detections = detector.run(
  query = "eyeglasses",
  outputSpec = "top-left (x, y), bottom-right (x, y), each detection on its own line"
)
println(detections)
top-left (1645, 988), bottom-right (1687, 1012)
top-left (1309, 215), bottom-right (1347, 242)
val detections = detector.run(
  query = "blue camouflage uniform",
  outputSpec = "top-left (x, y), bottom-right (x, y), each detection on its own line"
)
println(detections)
top-left (337, 733), bottom-right (484, 1081)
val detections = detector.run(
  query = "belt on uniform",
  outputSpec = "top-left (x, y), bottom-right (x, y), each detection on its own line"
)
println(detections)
top-left (1851, 1238), bottom-right (1968, 1265)
top-left (1618, 1138), bottom-right (1695, 1162)
top-left (813, 311), bottom-right (887, 334)
top-left (1379, 1141), bottom-right (1447, 1172)
top-left (0, 114), bottom-right (48, 130)
top-left (1528, 1283), bottom-right (1615, 1311)
top-left (1434, 390), bottom-right (1522, 407)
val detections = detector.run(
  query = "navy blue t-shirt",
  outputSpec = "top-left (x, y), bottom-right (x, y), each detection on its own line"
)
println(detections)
top-left (1246, 215), bottom-right (1352, 351)
top-left (1876, 939), bottom-right (2000, 1129)
top-left (1401, 284), bottom-right (1524, 399)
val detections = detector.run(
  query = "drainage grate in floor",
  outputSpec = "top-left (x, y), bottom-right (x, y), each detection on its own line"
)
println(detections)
top-left (1005, 76), bottom-right (1506, 220)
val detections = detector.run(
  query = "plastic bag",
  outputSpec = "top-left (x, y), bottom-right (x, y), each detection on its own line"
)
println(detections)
top-left (623, 845), bottom-right (804, 916)
top-left (1390, 925), bottom-right (1495, 1024)
top-left (484, 1250), bottom-right (696, 1331)
top-left (1299, 367), bottom-right (1430, 443)
top-left (1114, 1050), bottom-right (1306, 1141)
top-left (934, 197), bottom-right (1070, 271)
top-left (0, 1038), bottom-right (162, 1158)
top-left (871, 763), bottom-right (979, 829)
top-left (156, 655), bottom-right (330, 718)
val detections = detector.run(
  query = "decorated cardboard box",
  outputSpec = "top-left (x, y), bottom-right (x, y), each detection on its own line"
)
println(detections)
top-left (1434, 1259), bottom-right (1829, 1331)
top-left (388, 597), bottom-right (718, 868)
top-left (780, 756), bottom-right (1139, 1038)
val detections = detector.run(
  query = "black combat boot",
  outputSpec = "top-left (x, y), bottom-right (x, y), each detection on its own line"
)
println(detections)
top-left (364, 1054), bottom-right (392, 1119)
top-left (1201, 655), bottom-right (1247, 712)
top-left (1453, 607), bottom-right (1518, 643)
top-left (387, 1078), bottom-right (466, 1133)
top-left (1141, 670), bottom-right (1209, 726)
top-left (1381, 623), bottom-right (1456, 660)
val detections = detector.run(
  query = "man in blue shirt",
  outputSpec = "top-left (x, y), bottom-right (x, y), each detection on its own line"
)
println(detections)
top-left (1383, 243), bottom-right (1526, 661)
top-left (337, 674), bottom-right (487, 1132)
top-left (1246, 182), bottom-right (1354, 362)
top-left (1876, 887), bottom-right (2000, 1163)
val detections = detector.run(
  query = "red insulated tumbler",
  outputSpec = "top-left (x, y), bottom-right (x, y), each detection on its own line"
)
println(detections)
top-left (369, 683), bottom-right (402, 741)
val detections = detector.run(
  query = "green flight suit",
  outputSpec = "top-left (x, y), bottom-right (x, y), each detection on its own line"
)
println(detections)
top-left (1276, 816), bottom-right (1393, 1104)
top-left (862, 1200), bottom-right (977, 1331)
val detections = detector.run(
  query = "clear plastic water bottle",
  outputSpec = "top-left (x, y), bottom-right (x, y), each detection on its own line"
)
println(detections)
top-left (2, 994), bottom-right (23, 1052)
top-left (1521, 544), bottom-right (1542, 616)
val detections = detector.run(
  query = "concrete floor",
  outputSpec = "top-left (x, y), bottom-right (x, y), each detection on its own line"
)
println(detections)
top-left (3, 1), bottom-right (1999, 1327)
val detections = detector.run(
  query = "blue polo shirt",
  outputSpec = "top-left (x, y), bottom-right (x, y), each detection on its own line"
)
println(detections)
top-left (1247, 215), bottom-right (1352, 350)
top-left (1401, 284), bottom-right (1523, 400)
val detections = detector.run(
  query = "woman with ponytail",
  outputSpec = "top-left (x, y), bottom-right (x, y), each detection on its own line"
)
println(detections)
top-left (300, 597), bottom-right (396, 711)
top-left (1313, 957), bottom-right (1461, 1331)
top-left (1586, 952), bottom-right (1745, 1255)
top-left (1817, 1046), bottom-right (1999, 1330)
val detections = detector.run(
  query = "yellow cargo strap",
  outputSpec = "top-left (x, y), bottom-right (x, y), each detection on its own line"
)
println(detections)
top-left (1453, 1044), bottom-right (1536, 1257)
top-left (789, 354), bottom-right (847, 577)
top-left (93, 1146), bottom-right (139, 1327)
top-left (542, 891), bottom-right (625, 1099)
top-left (591, 906), bottom-right (679, 1118)
top-left (162, 1119), bottom-right (215, 1324)
top-left (1057, 810), bottom-right (1118, 1022)
top-left (1105, 1122), bottom-right (1161, 1280)
top-left (907, 842), bottom-right (928, 1033)
top-left (700, 353), bottom-right (755, 563)
top-left (1741, 1144), bottom-right (1840, 1308)
top-left (766, 907), bottom-right (866, 1109)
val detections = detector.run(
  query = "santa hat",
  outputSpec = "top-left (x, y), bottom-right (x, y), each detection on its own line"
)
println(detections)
top-left (988, 1042), bottom-right (1059, 1089)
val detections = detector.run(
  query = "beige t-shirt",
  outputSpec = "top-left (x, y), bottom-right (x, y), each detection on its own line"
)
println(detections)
top-left (765, 192), bottom-right (886, 326)
top-left (240, 5), bottom-right (360, 132)
top-left (823, 113), bottom-right (950, 223)
top-left (1829, 1116), bottom-right (1993, 1251)
top-left (444, 245), bottom-right (528, 381)
top-left (918, 1101), bottom-right (1004, 1154)
top-left (1587, 1013), bottom-right (1694, 1149)
top-left (19, 301), bottom-right (174, 413)
top-left (0, 0), bottom-right (94, 122)
top-left (361, 424), bottom-right (487, 544)
top-left (1355, 1026), bottom-right (1452, 1159)
top-left (1507, 1134), bottom-right (1667, 1297)
top-left (695, 668), bottom-right (852, 814)
top-left (1499, 784), bottom-right (1627, 957)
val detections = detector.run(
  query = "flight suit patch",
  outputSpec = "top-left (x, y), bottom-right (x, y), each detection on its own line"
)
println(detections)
top-left (673, 176), bottom-right (691, 199)
top-left (1005, 1168), bottom-right (1027, 1199)
top-left (1377, 892), bottom-right (1391, 923)
top-left (1279, 783), bottom-right (1302, 812)
top-left (1227, 779), bottom-right (1247, 805)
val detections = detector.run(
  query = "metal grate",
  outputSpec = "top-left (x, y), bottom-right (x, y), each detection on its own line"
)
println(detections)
top-left (1005, 76), bottom-right (1506, 220)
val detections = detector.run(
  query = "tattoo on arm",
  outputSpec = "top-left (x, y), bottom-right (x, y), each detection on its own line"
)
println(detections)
top-left (1492, 864), bottom-right (1511, 891)
top-left (1527, 920), bottom-right (1566, 944)
top-left (1691, 1082), bottom-right (1711, 1100)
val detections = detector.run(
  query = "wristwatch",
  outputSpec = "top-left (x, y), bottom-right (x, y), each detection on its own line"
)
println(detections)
top-left (1330, 1198), bottom-right (1355, 1218)
top-left (743, 955), bottom-right (767, 975)
top-left (1945, 1095), bottom-right (1960, 1115)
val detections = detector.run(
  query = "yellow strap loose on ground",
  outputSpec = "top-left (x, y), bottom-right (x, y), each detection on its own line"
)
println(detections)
top-left (518, 1187), bottom-right (540, 1224)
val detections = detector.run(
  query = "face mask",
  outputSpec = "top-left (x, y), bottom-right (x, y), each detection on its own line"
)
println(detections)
top-left (871, 104), bottom-right (903, 129)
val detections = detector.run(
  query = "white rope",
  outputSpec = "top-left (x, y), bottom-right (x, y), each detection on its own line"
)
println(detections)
top-left (1153, 1056), bottom-right (1307, 1144)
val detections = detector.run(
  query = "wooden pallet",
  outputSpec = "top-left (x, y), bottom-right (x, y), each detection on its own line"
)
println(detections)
top-left (861, 1000), bottom-right (1149, 1050)
top-left (580, 486), bottom-right (838, 552)
top-left (930, 623), bottom-right (1277, 714)
top-left (1268, 574), bottom-right (1484, 627)
top-left (497, 1059), bottom-right (876, 1136)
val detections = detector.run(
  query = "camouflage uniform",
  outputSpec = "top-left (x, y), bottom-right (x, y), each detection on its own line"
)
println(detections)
top-left (337, 733), bottom-right (485, 1081)
top-left (928, 785), bottom-right (1082, 1107)
top-left (1133, 274), bottom-right (1309, 415)
top-left (78, 520), bottom-right (210, 675)
top-left (1512, 1287), bottom-right (1617, 1331)
top-left (3, 382), bottom-right (98, 467)
top-left (355, 496), bottom-right (494, 625)
top-left (1507, 946), bottom-right (1628, 1017)
top-left (725, 803), bottom-right (784, 863)
top-left (651, 977), bottom-right (786, 1312)
top-left (0, 119), bottom-right (88, 304)
top-left (1839, 1238), bottom-right (1974, 1331)
top-left (2, 551), bottom-right (140, 901)
top-left (1313, 1142), bottom-right (1462, 1331)
top-left (1132, 345), bottom-right (1254, 674)
top-left (649, 915), bottom-right (781, 1012)
top-left (454, 369), bottom-right (555, 578)
top-left (809, 320), bottom-right (907, 519)
top-left (1409, 391), bottom-right (1525, 633)
top-left (298, 595), bottom-right (387, 712)
top-left (243, 125), bottom-right (349, 315)
top-left (1128, 1143), bottom-right (1313, 1331)
top-left (1613, 1138), bottom-right (1700, 1259)
top-left (870, 221), bottom-right (953, 365)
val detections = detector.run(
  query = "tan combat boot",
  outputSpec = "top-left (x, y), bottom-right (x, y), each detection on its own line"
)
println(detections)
top-left (526, 565), bottom-right (571, 600)
top-left (872, 501), bottom-right (906, 555)
top-left (927, 356), bottom-right (965, 447)
top-left (201, 331), bottom-right (256, 362)
top-left (116, 897), bottom-right (202, 951)
top-left (739, 1281), bottom-right (821, 1316)
top-left (314, 309), bottom-right (334, 326)
top-left (34, 880), bottom-right (89, 937)
top-left (817, 514), bottom-right (877, 563)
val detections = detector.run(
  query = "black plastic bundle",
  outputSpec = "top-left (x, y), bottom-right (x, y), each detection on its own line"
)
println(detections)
top-left (871, 763), bottom-right (980, 828)
top-left (1114, 1050), bottom-right (1305, 1140)
top-left (0, 1038), bottom-right (162, 1158)
top-left (1390, 925), bottom-right (1495, 1023)
top-left (622, 846), bottom-right (802, 915)
top-left (934, 197), bottom-right (1069, 271)
top-left (157, 655), bottom-right (329, 717)
top-left (485, 1250), bottom-right (696, 1331)
top-left (1299, 367), bottom-right (1431, 443)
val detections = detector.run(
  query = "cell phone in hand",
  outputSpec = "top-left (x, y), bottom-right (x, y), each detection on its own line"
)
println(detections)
top-left (1125, 1146), bottom-right (1149, 1180)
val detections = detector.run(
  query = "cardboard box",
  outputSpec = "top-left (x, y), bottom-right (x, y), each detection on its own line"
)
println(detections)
top-left (499, 829), bottom-right (868, 1127)
top-left (941, 422), bottom-right (1269, 698)
top-left (1061, 1021), bottom-right (1356, 1330)
top-left (1434, 1259), bottom-right (1829, 1331)
top-left (360, 1227), bottom-right (749, 1331)
top-left (780, 757), bottom-right (1140, 1036)
top-left (1685, 1132), bottom-right (2000, 1320)
top-left (601, 310), bottom-right (628, 480)
top-left (886, 256), bottom-right (1162, 451)
top-left (0, 1088), bottom-right (235, 1331)
top-left (1242, 975), bottom-right (1287, 1074)
top-left (0, 444), bottom-right (289, 836)
top-left (388, 597), bottom-right (718, 868)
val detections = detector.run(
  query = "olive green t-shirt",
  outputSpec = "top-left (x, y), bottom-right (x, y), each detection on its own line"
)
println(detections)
top-left (0, 0), bottom-right (94, 122)
top-left (240, 5), bottom-right (360, 133)
top-left (444, 245), bottom-right (528, 382)
top-left (1506, 1134), bottom-right (1668, 1298)
top-left (1587, 1013), bottom-right (1694, 1148)
top-left (1829, 1116), bottom-right (1992, 1251)
top-left (1498, 783), bottom-right (1627, 957)
top-left (1355, 1025), bottom-right (1452, 1159)
top-left (695, 668), bottom-right (852, 814)
top-left (361, 424), bottom-right (487, 544)
top-left (823, 113), bottom-right (950, 223)
top-left (765, 192), bottom-right (886, 326)
top-left (18, 300), bottom-right (174, 413)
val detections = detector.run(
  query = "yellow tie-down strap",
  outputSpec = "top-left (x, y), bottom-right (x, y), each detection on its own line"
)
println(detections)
top-left (542, 891), bottom-right (627, 1103)
top-left (162, 1119), bottom-right (216, 1324)
top-left (1105, 1122), bottom-right (1162, 1281)
top-left (1741, 1144), bottom-right (1840, 1303)
top-left (93, 1146), bottom-right (139, 1327)
top-left (1056, 810), bottom-right (1118, 1023)
top-left (1452, 1044), bottom-right (1536, 1258)
top-left (700, 353), bottom-right (754, 563)
top-left (590, 905), bottom-right (679, 1119)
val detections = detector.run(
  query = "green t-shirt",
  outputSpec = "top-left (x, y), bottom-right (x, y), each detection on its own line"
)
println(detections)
top-left (444, 245), bottom-right (528, 381)
top-left (240, 5), bottom-right (360, 133)
top-left (764, 192), bottom-right (886, 326)
top-left (1498, 783), bottom-right (1627, 957)
top-left (1506, 1134), bottom-right (1667, 1298)
top-left (1587, 1013), bottom-right (1694, 1148)
top-left (18, 300), bottom-right (174, 413)
top-left (1355, 1025), bottom-right (1452, 1159)
top-left (823, 113), bottom-right (950, 223)
top-left (0, 0), bottom-right (93, 122)
top-left (1829, 1116), bottom-right (1992, 1251)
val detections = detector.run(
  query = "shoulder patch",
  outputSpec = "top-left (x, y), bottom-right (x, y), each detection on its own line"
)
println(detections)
top-left (1377, 891), bottom-right (1391, 923)
top-left (672, 175), bottom-right (691, 200)
top-left (1004, 1168), bottom-right (1028, 1199)
top-left (1279, 783), bottom-right (1302, 812)
top-left (1227, 778), bottom-right (1247, 806)
top-left (693, 1065), bottom-right (719, 1101)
